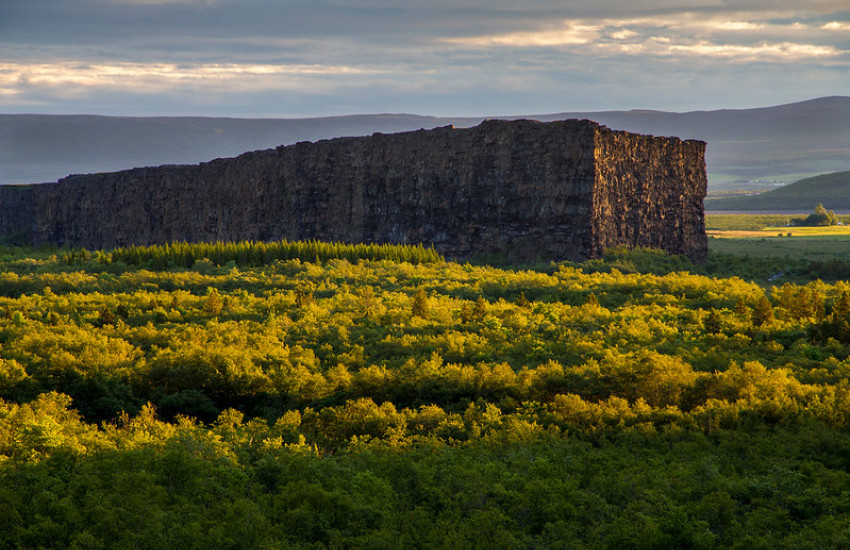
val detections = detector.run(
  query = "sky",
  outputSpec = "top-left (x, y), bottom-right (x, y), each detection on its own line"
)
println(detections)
top-left (1, 0), bottom-right (848, 118)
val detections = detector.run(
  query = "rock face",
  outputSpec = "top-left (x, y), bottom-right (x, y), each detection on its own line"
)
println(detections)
top-left (0, 119), bottom-right (707, 262)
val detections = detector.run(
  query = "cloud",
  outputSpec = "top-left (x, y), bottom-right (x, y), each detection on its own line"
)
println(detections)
top-left (822, 21), bottom-right (850, 30)
top-left (609, 29), bottom-right (637, 40)
top-left (0, 0), bottom-right (848, 116)
top-left (667, 41), bottom-right (841, 61)
top-left (439, 11), bottom-right (849, 65)
top-left (0, 61), bottom-right (376, 105)
top-left (712, 21), bottom-right (765, 30)
top-left (444, 24), bottom-right (600, 47)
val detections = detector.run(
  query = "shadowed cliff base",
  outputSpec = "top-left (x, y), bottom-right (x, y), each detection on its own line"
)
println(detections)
top-left (0, 119), bottom-right (707, 262)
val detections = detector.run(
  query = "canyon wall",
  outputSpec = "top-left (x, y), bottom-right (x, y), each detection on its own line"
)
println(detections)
top-left (0, 119), bottom-right (707, 262)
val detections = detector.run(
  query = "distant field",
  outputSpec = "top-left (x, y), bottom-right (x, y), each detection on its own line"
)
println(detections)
top-left (708, 226), bottom-right (850, 239)
top-left (708, 237), bottom-right (850, 259)
top-left (708, 234), bottom-right (850, 260)
top-left (705, 214), bottom-right (850, 259)
top-left (706, 214), bottom-right (804, 231)
top-left (706, 213), bottom-right (850, 231)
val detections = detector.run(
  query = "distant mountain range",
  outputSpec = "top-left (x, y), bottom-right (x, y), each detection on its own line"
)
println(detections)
top-left (705, 170), bottom-right (850, 212)
top-left (2, 96), bottom-right (849, 188)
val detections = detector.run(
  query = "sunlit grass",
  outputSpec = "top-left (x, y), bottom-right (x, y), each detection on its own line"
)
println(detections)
top-left (705, 213), bottom-right (850, 259)
top-left (706, 213), bottom-right (850, 231)
top-left (708, 226), bottom-right (850, 239)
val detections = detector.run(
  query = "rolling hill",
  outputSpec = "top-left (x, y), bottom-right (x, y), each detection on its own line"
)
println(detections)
top-left (2, 96), bottom-right (848, 187)
top-left (705, 170), bottom-right (850, 212)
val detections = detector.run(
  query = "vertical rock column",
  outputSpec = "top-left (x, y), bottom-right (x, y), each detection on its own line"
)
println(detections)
top-left (590, 126), bottom-right (707, 262)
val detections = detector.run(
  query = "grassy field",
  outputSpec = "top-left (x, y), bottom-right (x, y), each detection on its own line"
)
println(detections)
top-left (705, 213), bottom-right (850, 231)
top-left (708, 235), bottom-right (850, 259)
top-left (707, 224), bottom-right (850, 261)
top-left (708, 226), bottom-right (850, 239)
top-left (705, 213), bottom-right (850, 260)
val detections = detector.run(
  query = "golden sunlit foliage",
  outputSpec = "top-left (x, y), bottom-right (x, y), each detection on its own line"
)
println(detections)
top-left (3, 242), bottom-right (850, 547)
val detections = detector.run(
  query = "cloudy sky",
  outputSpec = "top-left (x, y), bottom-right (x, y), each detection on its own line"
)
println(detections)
top-left (1, 0), bottom-right (848, 117)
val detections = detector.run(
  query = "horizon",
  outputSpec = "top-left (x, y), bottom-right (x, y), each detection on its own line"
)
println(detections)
top-left (3, 94), bottom-right (847, 121)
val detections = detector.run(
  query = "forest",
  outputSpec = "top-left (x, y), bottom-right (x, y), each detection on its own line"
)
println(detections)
top-left (3, 239), bottom-right (850, 548)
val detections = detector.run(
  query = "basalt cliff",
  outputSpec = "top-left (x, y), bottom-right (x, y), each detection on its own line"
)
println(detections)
top-left (0, 119), bottom-right (707, 262)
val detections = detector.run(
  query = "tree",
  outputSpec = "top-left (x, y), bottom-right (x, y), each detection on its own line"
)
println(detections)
top-left (473, 296), bottom-right (487, 320)
top-left (460, 303), bottom-right (475, 324)
top-left (359, 286), bottom-right (378, 320)
top-left (412, 289), bottom-right (430, 319)
top-left (798, 203), bottom-right (837, 227)
top-left (116, 304), bottom-right (130, 319)
top-left (833, 291), bottom-right (850, 319)
top-left (98, 306), bottom-right (115, 326)
top-left (516, 292), bottom-right (530, 308)
top-left (751, 295), bottom-right (774, 326)
top-left (295, 288), bottom-right (314, 308)
top-left (734, 297), bottom-right (749, 317)
top-left (811, 291), bottom-right (850, 343)
top-left (703, 310), bottom-right (722, 333)
top-left (204, 287), bottom-right (223, 316)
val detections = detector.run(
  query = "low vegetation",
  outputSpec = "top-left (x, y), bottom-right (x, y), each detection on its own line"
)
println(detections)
top-left (795, 203), bottom-right (840, 227)
top-left (3, 239), bottom-right (850, 547)
top-left (706, 213), bottom-right (850, 232)
top-left (705, 212), bottom-right (850, 266)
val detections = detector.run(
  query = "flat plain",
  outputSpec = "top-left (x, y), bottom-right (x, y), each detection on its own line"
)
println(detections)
top-left (706, 214), bottom-right (850, 260)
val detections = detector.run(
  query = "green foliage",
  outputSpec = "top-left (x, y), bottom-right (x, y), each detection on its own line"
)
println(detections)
top-left (806, 258), bottom-right (850, 281)
top-left (705, 213), bottom-right (850, 231)
top-left (752, 295), bottom-right (774, 326)
top-left (411, 289), bottom-right (430, 319)
top-left (810, 291), bottom-right (850, 344)
top-left (203, 287), bottom-right (223, 316)
top-left (1, 243), bottom-right (850, 546)
top-left (700, 251), bottom-right (850, 284)
top-left (106, 239), bottom-right (443, 268)
top-left (578, 246), bottom-right (696, 275)
top-left (796, 203), bottom-right (839, 227)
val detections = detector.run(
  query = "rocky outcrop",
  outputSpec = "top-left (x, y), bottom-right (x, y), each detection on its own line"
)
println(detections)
top-left (591, 126), bottom-right (707, 259)
top-left (0, 185), bottom-right (35, 244)
top-left (0, 119), bottom-right (707, 262)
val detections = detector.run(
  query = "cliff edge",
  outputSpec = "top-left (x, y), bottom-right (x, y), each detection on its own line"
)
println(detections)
top-left (0, 119), bottom-right (707, 262)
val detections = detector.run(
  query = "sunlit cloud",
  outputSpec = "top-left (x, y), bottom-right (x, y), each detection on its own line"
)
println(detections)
top-left (0, 61), bottom-right (385, 107)
top-left (609, 29), bottom-right (637, 40)
top-left (594, 14), bottom-right (786, 32)
top-left (713, 21), bottom-right (765, 30)
top-left (443, 24), bottom-right (600, 47)
top-left (0, 62), bottom-right (370, 89)
top-left (822, 21), bottom-right (850, 30)
top-left (667, 42), bottom-right (841, 61)
top-left (440, 13), bottom-right (848, 66)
